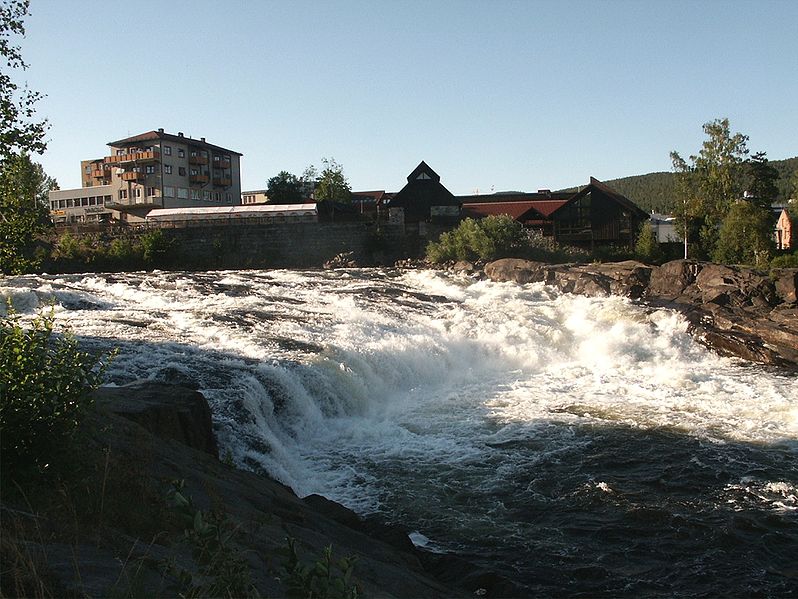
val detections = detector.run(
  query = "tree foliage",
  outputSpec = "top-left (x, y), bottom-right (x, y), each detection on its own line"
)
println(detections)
top-left (426, 215), bottom-right (525, 263)
top-left (1, 0), bottom-right (48, 159)
top-left (634, 220), bottom-right (663, 263)
top-left (266, 170), bottom-right (303, 204)
top-left (0, 152), bottom-right (56, 273)
top-left (314, 158), bottom-right (351, 204)
top-left (670, 118), bottom-right (751, 257)
top-left (742, 151), bottom-right (779, 210)
top-left (0, 308), bottom-right (109, 476)
top-left (712, 200), bottom-right (774, 267)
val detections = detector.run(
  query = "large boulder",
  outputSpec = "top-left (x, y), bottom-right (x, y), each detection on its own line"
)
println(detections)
top-left (92, 380), bottom-right (218, 457)
top-left (773, 268), bottom-right (798, 304)
top-left (693, 264), bottom-right (777, 307)
top-left (648, 260), bottom-right (703, 298)
top-left (484, 259), bottom-right (550, 284)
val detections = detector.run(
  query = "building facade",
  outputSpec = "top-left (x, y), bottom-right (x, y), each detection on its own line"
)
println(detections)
top-left (50, 129), bottom-right (242, 224)
top-left (242, 190), bottom-right (269, 205)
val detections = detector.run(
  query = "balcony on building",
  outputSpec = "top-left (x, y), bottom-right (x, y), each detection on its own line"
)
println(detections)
top-left (106, 149), bottom-right (161, 164)
top-left (190, 174), bottom-right (210, 185)
top-left (213, 157), bottom-right (232, 169)
top-left (121, 171), bottom-right (146, 182)
top-left (189, 154), bottom-right (209, 165)
top-left (213, 177), bottom-right (233, 187)
top-left (92, 168), bottom-right (110, 179)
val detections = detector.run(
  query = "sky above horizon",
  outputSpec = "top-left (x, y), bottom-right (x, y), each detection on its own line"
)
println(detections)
top-left (18, 0), bottom-right (798, 195)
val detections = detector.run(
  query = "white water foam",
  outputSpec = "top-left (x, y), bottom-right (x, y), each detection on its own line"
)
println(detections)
top-left (2, 270), bottom-right (796, 515)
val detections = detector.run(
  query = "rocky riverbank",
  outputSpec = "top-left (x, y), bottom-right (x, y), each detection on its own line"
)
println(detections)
top-left (481, 258), bottom-right (798, 370)
top-left (2, 380), bottom-right (519, 598)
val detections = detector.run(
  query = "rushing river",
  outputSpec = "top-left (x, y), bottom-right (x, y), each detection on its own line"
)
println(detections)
top-left (3, 268), bottom-right (797, 596)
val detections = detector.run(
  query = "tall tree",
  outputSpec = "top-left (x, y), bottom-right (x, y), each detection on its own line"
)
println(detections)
top-left (0, 153), bottom-right (57, 273)
top-left (1, 0), bottom-right (47, 159)
top-left (314, 158), bottom-right (351, 204)
top-left (1, 0), bottom-right (51, 274)
top-left (670, 118), bottom-right (749, 257)
top-left (742, 151), bottom-right (780, 211)
top-left (266, 170), bottom-right (303, 204)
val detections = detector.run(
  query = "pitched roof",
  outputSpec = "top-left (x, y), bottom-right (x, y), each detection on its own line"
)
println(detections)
top-left (462, 200), bottom-right (567, 221)
top-left (388, 162), bottom-right (459, 211)
top-left (459, 191), bottom-right (572, 205)
top-left (550, 177), bottom-right (648, 219)
top-left (107, 130), bottom-right (243, 156)
top-left (406, 161), bottom-right (441, 183)
top-left (350, 190), bottom-right (386, 204)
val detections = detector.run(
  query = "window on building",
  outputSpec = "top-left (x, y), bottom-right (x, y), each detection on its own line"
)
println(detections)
top-left (164, 145), bottom-right (172, 156)
top-left (119, 189), bottom-right (128, 199)
top-left (84, 165), bottom-right (91, 173)
top-left (59, 199), bottom-right (66, 209)
top-left (178, 167), bottom-right (186, 176)
top-left (203, 191), bottom-right (211, 201)
top-left (116, 149), bottom-right (125, 156)
top-left (178, 149), bottom-right (185, 158)
top-left (147, 187), bottom-right (157, 196)
top-left (134, 188), bottom-right (141, 198)
top-left (214, 192), bottom-right (221, 202)
top-left (191, 189), bottom-right (200, 200)
top-left (164, 186), bottom-right (175, 197)
top-left (102, 196), bottom-right (109, 205)
top-left (145, 165), bottom-right (155, 174)
top-left (89, 197), bottom-right (96, 206)
top-left (190, 150), bottom-right (198, 157)
top-left (225, 192), bottom-right (232, 202)
top-left (164, 164), bottom-right (172, 174)
top-left (177, 188), bottom-right (188, 199)
top-left (81, 197), bottom-right (88, 206)
top-left (190, 168), bottom-right (198, 176)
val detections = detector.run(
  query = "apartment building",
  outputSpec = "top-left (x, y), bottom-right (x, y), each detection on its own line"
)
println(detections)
top-left (50, 129), bottom-right (243, 224)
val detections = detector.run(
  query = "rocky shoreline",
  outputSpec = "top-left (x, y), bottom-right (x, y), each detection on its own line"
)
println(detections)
top-left (480, 258), bottom-right (798, 370)
top-left (8, 380), bottom-right (519, 598)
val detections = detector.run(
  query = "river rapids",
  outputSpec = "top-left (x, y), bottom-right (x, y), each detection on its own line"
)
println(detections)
top-left (3, 268), bottom-right (797, 596)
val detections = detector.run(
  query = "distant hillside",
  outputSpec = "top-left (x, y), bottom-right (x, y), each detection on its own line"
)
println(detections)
top-left (559, 157), bottom-right (798, 213)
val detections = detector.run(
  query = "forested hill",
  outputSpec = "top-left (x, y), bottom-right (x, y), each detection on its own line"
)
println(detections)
top-left (558, 156), bottom-right (798, 213)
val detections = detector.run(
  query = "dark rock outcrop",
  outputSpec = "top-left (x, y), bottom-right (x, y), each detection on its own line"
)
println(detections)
top-left (92, 380), bottom-right (219, 457)
top-left (484, 258), bottom-right (798, 370)
top-left (16, 382), bottom-right (507, 597)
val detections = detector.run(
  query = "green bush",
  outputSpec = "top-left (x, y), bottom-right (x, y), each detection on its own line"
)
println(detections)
top-left (0, 307), bottom-right (109, 476)
top-left (634, 221), bottom-right (664, 263)
top-left (771, 251), bottom-right (798, 268)
top-left (140, 229), bottom-right (174, 266)
top-left (426, 215), bottom-right (525, 263)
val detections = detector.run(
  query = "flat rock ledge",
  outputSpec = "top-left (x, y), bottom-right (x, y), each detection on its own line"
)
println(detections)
top-left (483, 258), bottom-right (798, 370)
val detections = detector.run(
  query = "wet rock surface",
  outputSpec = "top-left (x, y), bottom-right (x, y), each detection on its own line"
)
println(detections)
top-left (485, 259), bottom-right (798, 370)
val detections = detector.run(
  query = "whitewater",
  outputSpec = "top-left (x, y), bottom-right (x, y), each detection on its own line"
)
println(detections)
top-left (3, 268), bottom-right (797, 596)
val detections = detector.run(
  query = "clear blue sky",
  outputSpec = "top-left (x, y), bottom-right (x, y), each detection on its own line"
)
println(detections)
top-left (20, 0), bottom-right (798, 195)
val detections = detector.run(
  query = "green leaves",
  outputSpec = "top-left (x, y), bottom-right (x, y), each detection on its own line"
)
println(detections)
top-left (314, 158), bottom-right (351, 204)
top-left (0, 306), bottom-right (110, 476)
top-left (1, 0), bottom-right (48, 160)
top-left (426, 215), bottom-right (525, 263)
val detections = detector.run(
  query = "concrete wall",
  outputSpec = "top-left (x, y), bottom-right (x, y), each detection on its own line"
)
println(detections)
top-left (161, 222), bottom-right (426, 269)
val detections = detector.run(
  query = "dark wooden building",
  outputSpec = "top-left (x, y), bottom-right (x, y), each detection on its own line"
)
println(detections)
top-left (458, 178), bottom-right (646, 248)
top-left (549, 178), bottom-right (648, 247)
top-left (387, 162), bottom-right (461, 228)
